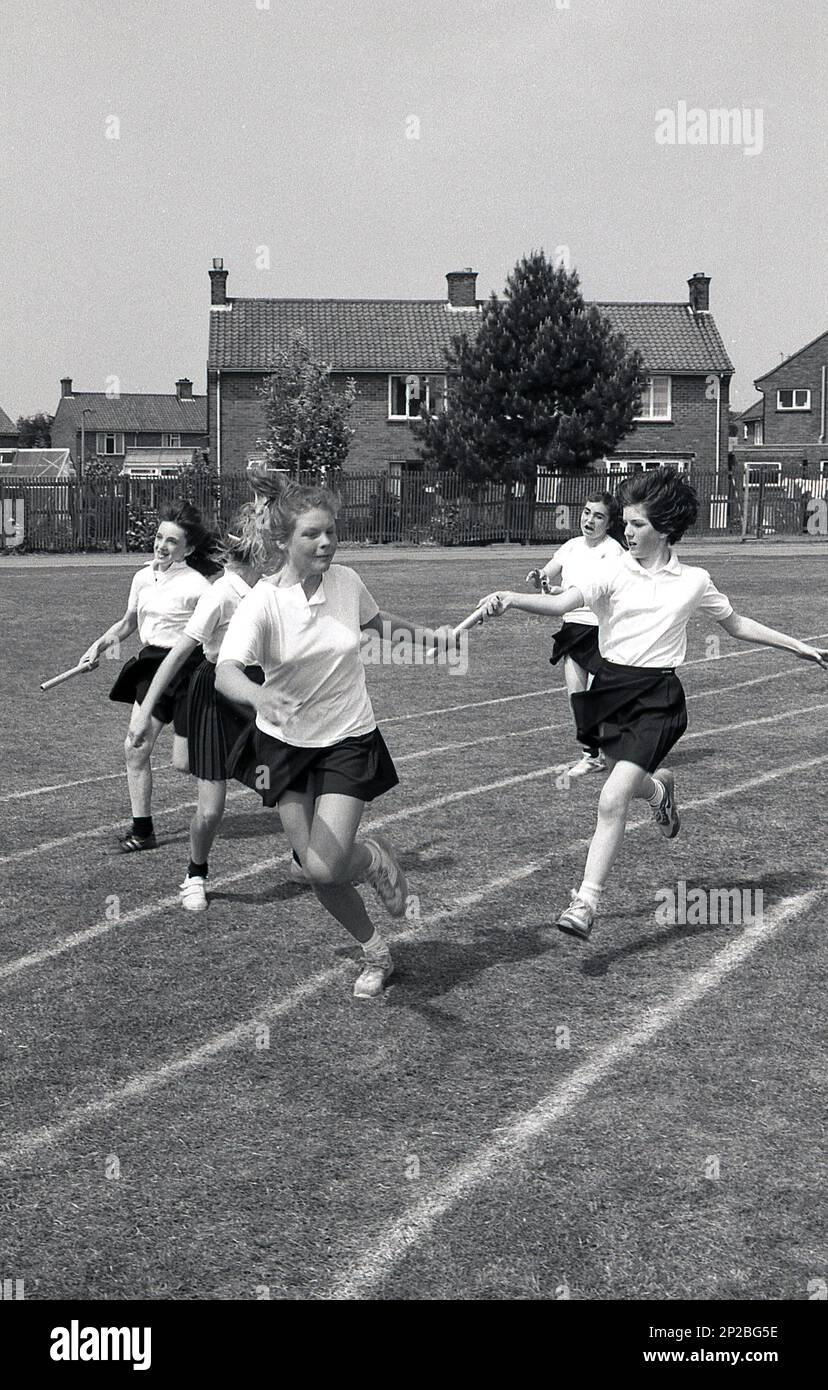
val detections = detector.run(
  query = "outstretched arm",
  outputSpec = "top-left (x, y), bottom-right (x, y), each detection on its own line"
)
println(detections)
top-left (478, 586), bottom-right (586, 619)
top-left (718, 612), bottom-right (828, 670)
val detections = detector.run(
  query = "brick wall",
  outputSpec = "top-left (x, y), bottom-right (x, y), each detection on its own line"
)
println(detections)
top-left (756, 335), bottom-right (828, 447)
top-left (611, 373), bottom-right (730, 472)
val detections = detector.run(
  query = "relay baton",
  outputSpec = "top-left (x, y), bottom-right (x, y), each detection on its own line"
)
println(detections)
top-left (425, 603), bottom-right (489, 662)
top-left (40, 660), bottom-right (97, 691)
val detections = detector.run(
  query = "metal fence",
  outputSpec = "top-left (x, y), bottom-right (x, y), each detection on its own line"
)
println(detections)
top-left (0, 469), bottom-right (821, 554)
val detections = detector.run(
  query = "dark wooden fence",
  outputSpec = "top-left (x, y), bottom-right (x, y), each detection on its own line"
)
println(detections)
top-left (0, 469), bottom-right (821, 554)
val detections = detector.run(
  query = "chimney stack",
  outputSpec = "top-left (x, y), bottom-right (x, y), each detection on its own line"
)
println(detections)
top-left (60, 376), bottom-right (73, 397)
top-left (176, 377), bottom-right (193, 400)
top-left (210, 257), bottom-right (229, 306)
top-left (688, 272), bottom-right (711, 313)
top-left (446, 268), bottom-right (478, 308)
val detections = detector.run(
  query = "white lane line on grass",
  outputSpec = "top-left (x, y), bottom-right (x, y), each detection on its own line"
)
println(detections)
top-left (4, 650), bottom-right (826, 868)
top-left (1, 751), bottom-right (827, 1166)
top-left (328, 884), bottom-right (826, 1300)
top-left (0, 765), bottom-right (174, 804)
top-left (6, 633), bottom-right (826, 807)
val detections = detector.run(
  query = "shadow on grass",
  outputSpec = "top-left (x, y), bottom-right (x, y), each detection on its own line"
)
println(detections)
top-left (581, 869), bottom-right (816, 978)
top-left (383, 924), bottom-right (559, 1008)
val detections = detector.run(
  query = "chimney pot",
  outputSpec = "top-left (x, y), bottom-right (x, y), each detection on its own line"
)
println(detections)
top-left (60, 376), bottom-right (73, 397)
top-left (210, 259), bottom-right (229, 306)
top-left (176, 377), bottom-right (193, 400)
top-left (688, 272), bottom-right (711, 313)
top-left (446, 268), bottom-right (478, 308)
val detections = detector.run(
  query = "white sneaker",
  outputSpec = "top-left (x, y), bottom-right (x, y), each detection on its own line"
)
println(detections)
top-left (179, 876), bottom-right (208, 912)
top-left (566, 751), bottom-right (605, 779)
top-left (361, 834), bottom-right (409, 918)
top-left (289, 855), bottom-right (307, 882)
top-left (353, 952), bottom-right (394, 999)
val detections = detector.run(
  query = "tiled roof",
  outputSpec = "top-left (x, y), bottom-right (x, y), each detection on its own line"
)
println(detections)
top-left (53, 393), bottom-right (207, 433)
top-left (0, 404), bottom-right (18, 434)
top-left (208, 298), bottom-right (734, 375)
top-left (738, 398), bottom-right (764, 421)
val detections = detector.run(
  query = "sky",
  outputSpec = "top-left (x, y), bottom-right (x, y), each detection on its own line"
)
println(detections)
top-left (1, 0), bottom-right (826, 418)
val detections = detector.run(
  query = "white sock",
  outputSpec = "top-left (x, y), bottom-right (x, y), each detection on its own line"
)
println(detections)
top-left (647, 777), bottom-right (665, 808)
top-left (577, 879), bottom-right (604, 911)
top-left (362, 928), bottom-right (389, 959)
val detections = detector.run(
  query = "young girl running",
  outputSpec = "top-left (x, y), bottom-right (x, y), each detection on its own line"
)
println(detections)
top-left (526, 491), bottom-right (625, 778)
top-left (127, 507), bottom-right (268, 910)
top-left (215, 480), bottom-right (455, 998)
top-left (478, 468), bottom-right (827, 941)
top-left (79, 501), bottom-right (218, 852)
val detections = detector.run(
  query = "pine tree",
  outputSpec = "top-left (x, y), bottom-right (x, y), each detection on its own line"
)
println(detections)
top-left (257, 337), bottom-right (356, 478)
top-left (416, 251), bottom-right (647, 481)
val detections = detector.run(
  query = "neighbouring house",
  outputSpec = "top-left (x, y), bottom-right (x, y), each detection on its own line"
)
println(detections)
top-left (207, 260), bottom-right (733, 486)
top-left (0, 404), bottom-right (19, 449)
top-left (732, 329), bottom-right (828, 494)
top-left (51, 378), bottom-right (208, 476)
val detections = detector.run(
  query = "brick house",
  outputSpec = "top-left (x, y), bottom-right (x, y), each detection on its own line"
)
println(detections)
top-left (0, 404), bottom-right (19, 450)
top-left (733, 329), bottom-right (828, 493)
top-left (51, 378), bottom-right (208, 476)
top-left (207, 261), bottom-right (733, 485)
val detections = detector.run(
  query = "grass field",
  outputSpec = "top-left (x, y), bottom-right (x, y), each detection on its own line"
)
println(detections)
top-left (0, 545), bottom-right (826, 1302)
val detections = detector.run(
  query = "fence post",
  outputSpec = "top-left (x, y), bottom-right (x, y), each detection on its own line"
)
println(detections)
top-left (756, 473), bottom-right (765, 539)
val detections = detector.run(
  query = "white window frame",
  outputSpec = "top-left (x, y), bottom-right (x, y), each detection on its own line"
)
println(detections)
top-left (96, 432), bottom-right (125, 456)
top-left (387, 462), bottom-right (403, 498)
top-left (388, 374), bottom-right (447, 421)
top-left (776, 389), bottom-right (811, 411)
top-left (633, 375), bottom-right (672, 422)
top-left (162, 433), bottom-right (181, 447)
top-left (0, 450), bottom-right (16, 465)
top-left (603, 458), bottom-right (686, 477)
top-left (746, 462), bottom-right (782, 488)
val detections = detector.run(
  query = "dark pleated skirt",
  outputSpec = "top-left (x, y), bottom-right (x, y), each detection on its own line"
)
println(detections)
top-left (227, 724), bottom-right (399, 807)
top-left (549, 621), bottom-right (603, 675)
top-left (571, 660), bottom-right (688, 773)
top-left (187, 660), bottom-right (264, 782)
top-left (108, 645), bottom-right (204, 736)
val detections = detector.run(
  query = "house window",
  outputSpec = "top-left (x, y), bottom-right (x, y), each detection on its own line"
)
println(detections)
top-left (776, 389), bottom-right (810, 410)
top-left (387, 462), bottom-right (402, 498)
top-left (388, 374), bottom-right (447, 420)
top-left (96, 432), bottom-right (125, 455)
top-left (746, 462), bottom-right (782, 487)
top-left (0, 450), bottom-right (16, 465)
top-left (162, 434), bottom-right (181, 447)
top-left (634, 376), bottom-right (672, 421)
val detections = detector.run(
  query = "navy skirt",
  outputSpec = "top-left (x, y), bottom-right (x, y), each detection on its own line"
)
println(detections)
top-left (571, 660), bottom-right (688, 773)
top-left (187, 659), bottom-right (264, 782)
top-left (550, 621), bottom-right (603, 676)
top-left (109, 645), bottom-right (204, 736)
top-left (227, 724), bottom-right (399, 807)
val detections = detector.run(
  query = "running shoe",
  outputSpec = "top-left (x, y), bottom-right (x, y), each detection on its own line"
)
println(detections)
top-left (556, 892), bottom-right (595, 941)
top-left (353, 952), bottom-right (394, 999)
top-left (118, 832), bottom-right (158, 853)
top-left (651, 770), bottom-right (680, 839)
top-left (179, 875), bottom-right (208, 912)
top-left (289, 854), bottom-right (307, 883)
top-left (361, 834), bottom-right (409, 918)
top-left (566, 751), bottom-right (606, 779)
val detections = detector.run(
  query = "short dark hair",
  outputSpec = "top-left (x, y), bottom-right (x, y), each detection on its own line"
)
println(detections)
top-left (618, 468), bottom-right (699, 544)
top-left (583, 490), bottom-right (627, 546)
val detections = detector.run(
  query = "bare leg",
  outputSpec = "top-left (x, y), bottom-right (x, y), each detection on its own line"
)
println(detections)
top-left (581, 758), bottom-right (650, 890)
top-left (190, 779), bottom-right (227, 863)
top-left (171, 733), bottom-right (190, 772)
top-left (279, 787), bottom-right (377, 945)
top-left (124, 702), bottom-right (165, 817)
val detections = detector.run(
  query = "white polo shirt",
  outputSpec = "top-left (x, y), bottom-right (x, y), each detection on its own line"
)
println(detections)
top-left (551, 535), bottom-right (624, 626)
top-left (127, 560), bottom-right (212, 649)
top-left (217, 563), bottom-right (380, 747)
top-left (577, 551), bottom-right (733, 668)
top-left (183, 568), bottom-right (253, 664)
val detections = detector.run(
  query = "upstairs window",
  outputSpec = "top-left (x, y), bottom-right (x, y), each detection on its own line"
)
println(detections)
top-left (96, 432), bottom-right (125, 455)
top-left (388, 374), bottom-right (447, 420)
top-left (634, 376), bottom-right (671, 421)
top-left (777, 389), bottom-right (810, 410)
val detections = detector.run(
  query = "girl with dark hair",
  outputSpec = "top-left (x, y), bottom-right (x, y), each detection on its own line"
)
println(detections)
top-left (127, 505), bottom-right (270, 908)
top-left (526, 491), bottom-right (625, 778)
top-left (478, 468), bottom-right (827, 941)
top-left (215, 479), bottom-right (455, 998)
top-left (79, 501), bottom-right (219, 852)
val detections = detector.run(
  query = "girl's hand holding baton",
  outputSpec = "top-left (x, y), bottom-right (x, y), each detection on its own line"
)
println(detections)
top-left (796, 643), bottom-right (828, 671)
top-left (477, 591), bottom-right (514, 617)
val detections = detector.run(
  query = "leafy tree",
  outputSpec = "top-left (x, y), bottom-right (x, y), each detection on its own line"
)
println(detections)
top-left (257, 337), bottom-right (356, 478)
top-left (416, 251), bottom-right (647, 480)
top-left (16, 412), bottom-right (54, 447)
